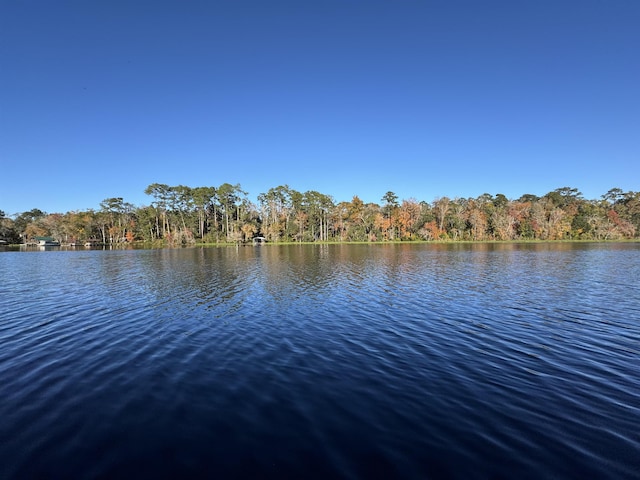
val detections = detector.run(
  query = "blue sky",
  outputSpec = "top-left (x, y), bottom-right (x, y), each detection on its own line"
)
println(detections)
top-left (1, 1), bottom-right (639, 215)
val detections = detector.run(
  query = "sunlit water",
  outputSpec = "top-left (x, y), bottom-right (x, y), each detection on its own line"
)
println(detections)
top-left (1, 243), bottom-right (639, 479)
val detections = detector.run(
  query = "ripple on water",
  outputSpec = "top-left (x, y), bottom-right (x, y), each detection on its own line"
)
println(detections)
top-left (0, 244), bottom-right (639, 478)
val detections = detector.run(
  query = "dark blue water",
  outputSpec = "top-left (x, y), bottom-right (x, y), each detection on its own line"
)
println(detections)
top-left (1, 243), bottom-right (639, 479)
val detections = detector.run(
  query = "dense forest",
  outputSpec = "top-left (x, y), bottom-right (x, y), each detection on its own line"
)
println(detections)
top-left (1, 184), bottom-right (639, 245)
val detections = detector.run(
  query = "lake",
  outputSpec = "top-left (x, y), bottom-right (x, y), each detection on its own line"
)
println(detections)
top-left (1, 243), bottom-right (639, 479)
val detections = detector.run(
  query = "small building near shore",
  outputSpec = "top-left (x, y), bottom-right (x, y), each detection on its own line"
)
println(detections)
top-left (252, 236), bottom-right (267, 245)
top-left (35, 236), bottom-right (60, 246)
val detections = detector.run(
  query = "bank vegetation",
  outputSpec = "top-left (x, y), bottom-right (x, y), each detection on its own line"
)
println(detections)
top-left (1, 185), bottom-right (639, 246)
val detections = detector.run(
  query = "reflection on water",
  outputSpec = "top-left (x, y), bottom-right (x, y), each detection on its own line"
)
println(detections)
top-left (0, 243), bottom-right (639, 479)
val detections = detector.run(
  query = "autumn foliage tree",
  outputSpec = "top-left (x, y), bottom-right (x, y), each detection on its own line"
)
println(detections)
top-left (8, 185), bottom-right (640, 245)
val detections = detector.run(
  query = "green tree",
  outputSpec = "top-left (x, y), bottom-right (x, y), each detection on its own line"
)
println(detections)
top-left (14, 209), bottom-right (46, 242)
top-left (381, 191), bottom-right (399, 240)
top-left (602, 188), bottom-right (624, 205)
top-left (144, 183), bottom-right (171, 238)
top-left (192, 186), bottom-right (216, 239)
top-left (546, 187), bottom-right (583, 207)
top-left (0, 210), bottom-right (19, 243)
top-left (217, 183), bottom-right (246, 241)
top-left (302, 190), bottom-right (334, 241)
top-left (100, 197), bottom-right (134, 244)
top-left (258, 185), bottom-right (294, 242)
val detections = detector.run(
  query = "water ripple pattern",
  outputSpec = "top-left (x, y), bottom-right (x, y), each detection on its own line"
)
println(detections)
top-left (0, 243), bottom-right (639, 479)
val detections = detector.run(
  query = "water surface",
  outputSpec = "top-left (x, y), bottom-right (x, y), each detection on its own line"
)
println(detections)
top-left (1, 243), bottom-right (639, 478)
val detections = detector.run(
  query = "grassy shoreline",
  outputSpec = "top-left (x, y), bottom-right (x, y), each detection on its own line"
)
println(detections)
top-left (193, 238), bottom-right (640, 247)
top-left (3, 238), bottom-right (638, 250)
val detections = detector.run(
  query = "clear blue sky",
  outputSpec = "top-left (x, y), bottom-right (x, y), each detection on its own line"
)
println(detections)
top-left (1, 0), bottom-right (639, 215)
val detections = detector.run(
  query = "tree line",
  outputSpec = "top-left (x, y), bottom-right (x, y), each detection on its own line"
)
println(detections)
top-left (1, 185), bottom-right (639, 245)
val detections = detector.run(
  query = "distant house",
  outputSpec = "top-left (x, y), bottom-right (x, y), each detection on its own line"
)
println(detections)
top-left (252, 236), bottom-right (267, 245)
top-left (35, 236), bottom-right (60, 246)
